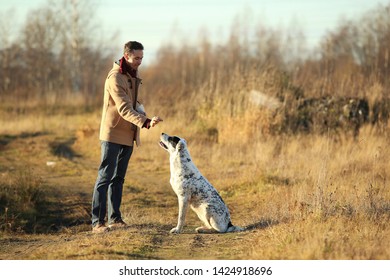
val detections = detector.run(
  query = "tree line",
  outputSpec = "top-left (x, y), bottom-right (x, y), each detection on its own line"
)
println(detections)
top-left (140, 3), bottom-right (390, 135)
top-left (0, 1), bottom-right (389, 116)
top-left (0, 0), bottom-right (114, 105)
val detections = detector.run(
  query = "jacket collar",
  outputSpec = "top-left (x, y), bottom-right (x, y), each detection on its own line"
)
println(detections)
top-left (117, 56), bottom-right (137, 78)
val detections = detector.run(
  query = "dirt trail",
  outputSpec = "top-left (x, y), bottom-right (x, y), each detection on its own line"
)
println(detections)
top-left (0, 133), bottom-right (89, 257)
top-left (0, 131), bottom-right (262, 260)
top-left (0, 133), bottom-right (182, 259)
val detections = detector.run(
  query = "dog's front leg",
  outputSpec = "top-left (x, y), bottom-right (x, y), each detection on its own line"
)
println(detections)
top-left (170, 196), bottom-right (189, 234)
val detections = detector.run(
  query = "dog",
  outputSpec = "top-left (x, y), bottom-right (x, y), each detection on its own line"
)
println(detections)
top-left (159, 133), bottom-right (243, 234)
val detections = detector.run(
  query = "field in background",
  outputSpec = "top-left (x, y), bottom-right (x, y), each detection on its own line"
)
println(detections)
top-left (0, 1), bottom-right (389, 260)
top-left (0, 103), bottom-right (388, 259)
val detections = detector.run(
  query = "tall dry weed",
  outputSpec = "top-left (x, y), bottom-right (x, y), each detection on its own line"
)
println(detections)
top-left (0, 170), bottom-right (45, 232)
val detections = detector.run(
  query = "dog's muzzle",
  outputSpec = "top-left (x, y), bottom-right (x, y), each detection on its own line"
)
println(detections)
top-left (159, 141), bottom-right (168, 150)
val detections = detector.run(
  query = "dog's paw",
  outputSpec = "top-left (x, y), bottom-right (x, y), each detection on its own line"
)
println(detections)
top-left (170, 227), bottom-right (181, 234)
top-left (196, 226), bottom-right (216, 234)
top-left (195, 226), bottom-right (207, 233)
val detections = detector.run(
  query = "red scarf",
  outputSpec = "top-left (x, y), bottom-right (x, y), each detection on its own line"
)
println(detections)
top-left (119, 56), bottom-right (137, 78)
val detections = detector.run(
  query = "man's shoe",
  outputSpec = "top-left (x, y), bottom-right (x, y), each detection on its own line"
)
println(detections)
top-left (92, 223), bottom-right (110, 233)
top-left (108, 220), bottom-right (128, 229)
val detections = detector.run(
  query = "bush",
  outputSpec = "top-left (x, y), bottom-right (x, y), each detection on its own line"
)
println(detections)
top-left (0, 170), bottom-right (45, 232)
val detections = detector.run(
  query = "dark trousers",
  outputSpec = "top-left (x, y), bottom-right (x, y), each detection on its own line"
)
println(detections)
top-left (91, 141), bottom-right (133, 226)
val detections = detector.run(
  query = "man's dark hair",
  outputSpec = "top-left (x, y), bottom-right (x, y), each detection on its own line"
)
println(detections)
top-left (124, 41), bottom-right (144, 54)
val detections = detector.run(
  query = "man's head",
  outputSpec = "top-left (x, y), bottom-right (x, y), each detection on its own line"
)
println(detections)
top-left (123, 41), bottom-right (144, 70)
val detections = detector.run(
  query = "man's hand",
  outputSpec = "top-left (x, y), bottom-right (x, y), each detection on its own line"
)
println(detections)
top-left (150, 116), bottom-right (163, 127)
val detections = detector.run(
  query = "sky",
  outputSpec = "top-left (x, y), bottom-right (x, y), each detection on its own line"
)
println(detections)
top-left (1, 0), bottom-right (389, 63)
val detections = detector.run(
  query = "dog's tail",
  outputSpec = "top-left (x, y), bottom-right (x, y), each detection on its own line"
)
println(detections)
top-left (226, 221), bottom-right (244, 233)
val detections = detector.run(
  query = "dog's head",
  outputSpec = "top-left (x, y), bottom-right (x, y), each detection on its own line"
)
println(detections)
top-left (159, 133), bottom-right (187, 153)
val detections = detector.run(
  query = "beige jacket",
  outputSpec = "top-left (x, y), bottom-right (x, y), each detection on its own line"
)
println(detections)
top-left (99, 62), bottom-right (147, 146)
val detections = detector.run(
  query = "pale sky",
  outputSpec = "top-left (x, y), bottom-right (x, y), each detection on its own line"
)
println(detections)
top-left (1, 0), bottom-right (389, 62)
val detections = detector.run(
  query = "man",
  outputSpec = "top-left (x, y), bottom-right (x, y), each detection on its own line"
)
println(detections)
top-left (92, 41), bottom-right (162, 233)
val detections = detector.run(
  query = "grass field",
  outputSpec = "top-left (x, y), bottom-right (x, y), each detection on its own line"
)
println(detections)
top-left (0, 104), bottom-right (389, 260)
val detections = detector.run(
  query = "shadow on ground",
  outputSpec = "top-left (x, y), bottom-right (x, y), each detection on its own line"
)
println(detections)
top-left (244, 219), bottom-right (279, 231)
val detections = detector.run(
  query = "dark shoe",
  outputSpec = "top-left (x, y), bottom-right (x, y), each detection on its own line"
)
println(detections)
top-left (108, 220), bottom-right (128, 229)
top-left (92, 223), bottom-right (110, 233)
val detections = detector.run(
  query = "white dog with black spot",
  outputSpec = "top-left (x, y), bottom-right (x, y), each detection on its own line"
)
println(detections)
top-left (159, 133), bottom-right (243, 234)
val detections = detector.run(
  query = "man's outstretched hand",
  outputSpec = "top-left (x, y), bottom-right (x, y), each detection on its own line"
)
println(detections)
top-left (150, 116), bottom-right (163, 127)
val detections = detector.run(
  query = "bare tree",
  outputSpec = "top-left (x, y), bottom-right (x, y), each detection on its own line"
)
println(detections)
top-left (0, 9), bottom-right (16, 95)
top-left (2, 0), bottom-right (114, 103)
top-left (53, 0), bottom-right (98, 94)
top-left (318, 3), bottom-right (390, 95)
top-left (20, 6), bottom-right (61, 95)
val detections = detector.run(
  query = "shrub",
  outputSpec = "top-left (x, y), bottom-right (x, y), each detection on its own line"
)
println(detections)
top-left (0, 170), bottom-right (45, 232)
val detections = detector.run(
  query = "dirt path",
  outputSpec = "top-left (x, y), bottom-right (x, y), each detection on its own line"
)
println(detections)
top-left (0, 131), bottom-right (254, 260)
top-left (2, 126), bottom-right (390, 260)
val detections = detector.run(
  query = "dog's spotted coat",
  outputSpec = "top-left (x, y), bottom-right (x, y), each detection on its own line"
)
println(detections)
top-left (159, 133), bottom-right (243, 234)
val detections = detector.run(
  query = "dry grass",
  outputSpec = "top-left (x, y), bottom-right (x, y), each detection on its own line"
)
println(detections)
top-left (0, 104), bottom-right (389, 259)
top-left (1, 2), bottom-right (389, 261)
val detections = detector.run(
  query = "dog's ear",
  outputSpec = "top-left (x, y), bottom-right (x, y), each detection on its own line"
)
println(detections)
top-left (177, 139), bottom-right (187, 151)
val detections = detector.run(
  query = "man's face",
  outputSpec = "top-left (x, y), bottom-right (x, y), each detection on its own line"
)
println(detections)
top-left (125, 50), bottom-right (144, 70)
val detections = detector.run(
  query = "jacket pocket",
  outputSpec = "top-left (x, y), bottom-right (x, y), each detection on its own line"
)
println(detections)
top-left (104, 107), bottom-right (121, 128)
